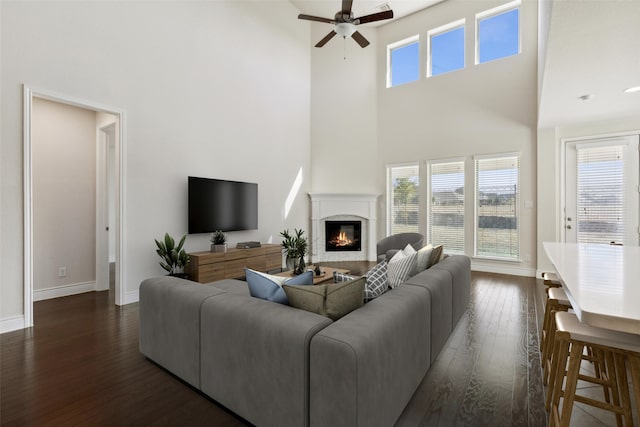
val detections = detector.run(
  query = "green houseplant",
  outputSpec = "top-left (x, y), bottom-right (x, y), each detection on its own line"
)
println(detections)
top-left (210, 230), bottom-right (228, 253)
top-left (280, 228), bottom-right (307, 275)
top-left (154, 233), bottom-right (190, 277)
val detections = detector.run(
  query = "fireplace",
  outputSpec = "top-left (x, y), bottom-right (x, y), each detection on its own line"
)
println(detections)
top-left (325, 221), bottom-right (362, 252)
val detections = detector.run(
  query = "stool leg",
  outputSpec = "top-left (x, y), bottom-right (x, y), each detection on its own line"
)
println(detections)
top-left (613, 353), bottom-right (633, 427)
top-left (549, 332), bottom-right (570, 412)
top-left (629, 355), bottom-right (640, 424)
top-left (605, 351), bottom-right (624, 427)
top-left (559, 341), bottom-right (584, 427)
top-left (543, 310), bottom-right (558, 385)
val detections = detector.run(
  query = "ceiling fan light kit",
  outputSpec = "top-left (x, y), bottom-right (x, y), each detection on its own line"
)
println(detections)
top-left (298, 0), bottom-right (394, 48)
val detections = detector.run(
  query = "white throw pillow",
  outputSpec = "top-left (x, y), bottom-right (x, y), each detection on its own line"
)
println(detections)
top-left (416, 244), bottom-right (434, 272)
top-left (387, 250), bottom-right (417, 289)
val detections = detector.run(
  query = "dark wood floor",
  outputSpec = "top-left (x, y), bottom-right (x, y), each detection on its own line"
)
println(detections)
top-left (1, 270), bottom-right (548, 426)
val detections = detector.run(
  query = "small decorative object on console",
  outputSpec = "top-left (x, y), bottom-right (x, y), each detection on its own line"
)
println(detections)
top-left (210, 230), bottom-right (228, 253)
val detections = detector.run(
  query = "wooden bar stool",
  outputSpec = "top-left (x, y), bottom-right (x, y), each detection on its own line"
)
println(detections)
top-left (548, 311), bottom-right (640, 427)
top-left (541, 287), bottom-right (572, 382)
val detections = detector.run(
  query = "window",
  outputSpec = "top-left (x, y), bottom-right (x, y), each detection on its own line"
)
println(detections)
top-left (475, 154), bottom-right (520, 259)
top-left (476, 1), bottom-right (520, 64)
top-left (428, 20), bottom-right (465, 77)
top-left (428, 160), bottom-right (464, 253)
top-left (387, 164), bottom-right (420, 235)
top-left (387, 35), bottom-right (420, 88)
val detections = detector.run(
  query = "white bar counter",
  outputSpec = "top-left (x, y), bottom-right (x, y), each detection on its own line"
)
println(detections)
top-left (543, 242), bottom-right (640, 335)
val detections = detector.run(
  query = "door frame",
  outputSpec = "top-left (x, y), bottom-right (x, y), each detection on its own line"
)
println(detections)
top-left (23, 85), bottom-right (127, 328)
top-left (559, 130), bottom-right (640, 244)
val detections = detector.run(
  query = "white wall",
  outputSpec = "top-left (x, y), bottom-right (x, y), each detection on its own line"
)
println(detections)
top-left (32, 98), bottom-right (97, 294)
top-left (309, 24), bottom-right (379, 195)
top-left (536, 116), bottom-right (640, 274)
top-left (376, 0), bottom-right (539, 274)
top-left (1, 1), bottom-right (311, 327)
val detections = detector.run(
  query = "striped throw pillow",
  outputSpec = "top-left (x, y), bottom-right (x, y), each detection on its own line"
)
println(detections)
top-left (387, 250), bottom-right (417, 289)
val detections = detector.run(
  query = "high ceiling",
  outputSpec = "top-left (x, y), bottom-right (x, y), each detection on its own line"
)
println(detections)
top-left (291, 0), bottom-right (640, 128)
top-left (289, 0), bottom-right (443, 27)
top-left (538, 0), bottom-right (640, 128)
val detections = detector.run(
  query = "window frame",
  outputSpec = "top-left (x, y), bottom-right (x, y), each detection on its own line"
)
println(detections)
top-left (426, 19), bottom-right (466, 78)
top-left (386, 34), bottom-right (420, 88)
top-left (475, 0), bottom-right (521, 65)
top-left (474, 152), bottom-right (521, 261)
top-left (386, 162), bottom-right (421, 236)
top-left (426, 157), bottom-right (466, 254)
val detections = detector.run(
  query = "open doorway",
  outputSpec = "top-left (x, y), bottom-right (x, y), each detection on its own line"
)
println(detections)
top-left (23, 86), bottom-right (126, 327)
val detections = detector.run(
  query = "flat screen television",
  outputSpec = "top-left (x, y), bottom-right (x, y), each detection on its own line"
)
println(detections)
top-left (188, 176), bottom-right (258, 234)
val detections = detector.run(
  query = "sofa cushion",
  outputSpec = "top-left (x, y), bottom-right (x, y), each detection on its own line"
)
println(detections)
top-left (364, 260), bottom-right (388, 301)
top-left (428, 244), bottom-right (444, 268)
top-left (416, 244), bottom-right (434, 272)
top-left (245, 269), bottom-right (313, 304)
top-left (284, 277), bottom-right (366, 321)
top-left (387, 249), bottom-right (417, 289)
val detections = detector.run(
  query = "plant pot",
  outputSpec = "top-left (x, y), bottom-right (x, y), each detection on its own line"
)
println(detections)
top-left (211, 243), bottom-right (228, 253)
top-left (293, 256), bottom-right (306, 275)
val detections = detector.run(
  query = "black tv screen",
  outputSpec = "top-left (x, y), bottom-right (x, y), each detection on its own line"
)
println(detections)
top-left (188, 176), bottom-right (258, 234)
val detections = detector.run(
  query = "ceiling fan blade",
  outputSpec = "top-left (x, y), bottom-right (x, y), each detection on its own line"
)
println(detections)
top-left (351, 31), bottom-right (370, 48)
top-left (356, 10), bottom-right (394, 25)
top-left (341, 0), bottom-right (353, 15)
top-left (315, 31), bottom-right (337, 48)
top-left (298, 14), bottom-right (334, 24)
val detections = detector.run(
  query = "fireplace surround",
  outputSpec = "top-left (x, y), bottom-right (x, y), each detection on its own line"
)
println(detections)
top-left (309, 193), bottom-right (379, 262)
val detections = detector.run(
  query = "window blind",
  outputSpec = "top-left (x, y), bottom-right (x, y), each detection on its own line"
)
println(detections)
top-left (475, 155), bottom-right (519, 259)
top-left (576, 145), bottom-right (625, 244)
top-left (429, 161), bottom-right (464, 253)
top-left (388, 165), bottom-right (420, 235)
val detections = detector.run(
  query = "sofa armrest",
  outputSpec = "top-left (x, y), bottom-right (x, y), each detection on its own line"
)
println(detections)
top-left (309, 285), bottom-right (431, 427)
top-left (139, 276), bottom-right (226, 388)
top-left (200, 293), bottom-right (332, 427)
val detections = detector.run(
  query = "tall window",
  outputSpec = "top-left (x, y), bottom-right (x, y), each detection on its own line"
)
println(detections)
top-left (428, 20), bottom-right (465, 77)
top-left (475, 154), bottom-right (520, 259)
top-left (476, 0), bottom-right (520, 64)
top-left (387, 164), bottom-right (420, 235)
top-left (387, 35), bottom-right (420, 88)
top-left (428, 160), bottom-right (465, 253)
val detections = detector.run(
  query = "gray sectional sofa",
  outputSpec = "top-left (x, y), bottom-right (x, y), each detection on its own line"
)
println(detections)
top-left (139, 255), bottom-right (471, 427)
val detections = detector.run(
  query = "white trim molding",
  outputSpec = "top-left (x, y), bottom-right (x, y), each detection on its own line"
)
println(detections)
top-left (23, 85), bottom-right (128, 330)
top-left (472, 259), bottom-right (536, 277)
top-left (1, 316), bottom-right (26, 334)
top-left (33, 281), bottom-right (97, 302)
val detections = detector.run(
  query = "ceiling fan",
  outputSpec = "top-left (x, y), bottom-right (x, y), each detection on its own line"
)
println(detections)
top-left (298, 0), bottom-right (394, 48)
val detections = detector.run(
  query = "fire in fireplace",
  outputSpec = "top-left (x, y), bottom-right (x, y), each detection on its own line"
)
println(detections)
top-left (325, 221), bottom-right (362, 252)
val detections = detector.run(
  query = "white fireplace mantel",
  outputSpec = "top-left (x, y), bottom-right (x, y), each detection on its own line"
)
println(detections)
top-left (309, 193), bottom-right (380, 262)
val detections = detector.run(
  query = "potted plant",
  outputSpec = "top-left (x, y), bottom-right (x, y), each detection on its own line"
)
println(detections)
top-left (210, 230), bottom-right (228, 253)
top-left (154, 232), bottom-right (190, 278)
top-left (280, 228), bottom-right (307, 275)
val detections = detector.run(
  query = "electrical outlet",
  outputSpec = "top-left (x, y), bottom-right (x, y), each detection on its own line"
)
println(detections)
top-left (58, 267), bottom-right (67, 277)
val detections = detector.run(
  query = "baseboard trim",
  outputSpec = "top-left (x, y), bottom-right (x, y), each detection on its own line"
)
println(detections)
top-left (471, 261), bottom-right (536, 277)
top-left (124, 289), bottom-right (139, 305)
top-left (33, 281), bottom-right (96, 302)
top-left (1, 315), bottom-right (26, 334)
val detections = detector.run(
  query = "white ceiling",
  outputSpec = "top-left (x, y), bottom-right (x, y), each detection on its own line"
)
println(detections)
top-left (289, 0), bottom-right (443, 26)
top-left (535, 0), bottom-right (640, 127)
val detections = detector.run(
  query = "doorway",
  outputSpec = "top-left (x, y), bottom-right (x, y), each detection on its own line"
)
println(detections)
top-left (563, 134), bottom-right (639, 245)
top-left (23, 86), bottom-right (126, 327)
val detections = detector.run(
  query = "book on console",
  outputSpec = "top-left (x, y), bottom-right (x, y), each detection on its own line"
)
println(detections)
top-left (236, 241), bottom-right (262, 249)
